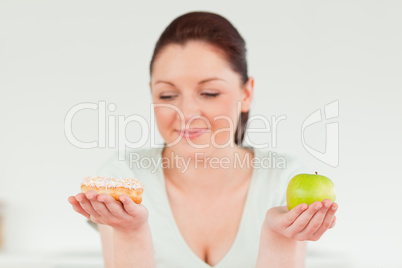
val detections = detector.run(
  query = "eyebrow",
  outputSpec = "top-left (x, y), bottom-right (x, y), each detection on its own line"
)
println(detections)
top-left (154, 77), bottom-right (225, 86)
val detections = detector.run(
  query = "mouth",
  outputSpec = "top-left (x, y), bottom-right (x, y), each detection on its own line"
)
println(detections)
top-left (176, 128), bottom-right (210, 139)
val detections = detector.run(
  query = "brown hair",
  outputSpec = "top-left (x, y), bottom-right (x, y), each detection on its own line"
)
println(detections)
top-left (150, 11), bottom-right (250, 146)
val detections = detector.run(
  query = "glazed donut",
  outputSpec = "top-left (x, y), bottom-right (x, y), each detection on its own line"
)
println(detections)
top-left (81, 176), bottom-right (144, 204)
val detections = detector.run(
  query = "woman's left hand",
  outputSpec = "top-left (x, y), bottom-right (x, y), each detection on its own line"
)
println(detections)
top-left (264, 199), bottom-right (338, 241)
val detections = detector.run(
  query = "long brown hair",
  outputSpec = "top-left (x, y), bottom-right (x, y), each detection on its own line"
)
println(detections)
top-left (150, 11), bottom-right (250, 146)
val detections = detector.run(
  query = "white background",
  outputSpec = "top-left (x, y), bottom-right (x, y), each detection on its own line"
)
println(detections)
top-left (1, 1), bottom-right (401, 267)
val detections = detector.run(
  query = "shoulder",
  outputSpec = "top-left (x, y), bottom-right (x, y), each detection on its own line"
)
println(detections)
top-left (250, 146), bottom-right (308, 176)
top-left (247, 146), bottom-right (309, 193)
top-left (248, 147), bottom-right (310, 207)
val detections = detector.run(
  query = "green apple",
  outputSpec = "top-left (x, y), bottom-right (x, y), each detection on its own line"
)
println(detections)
top-left (286, 172), bottom-right (336, 211)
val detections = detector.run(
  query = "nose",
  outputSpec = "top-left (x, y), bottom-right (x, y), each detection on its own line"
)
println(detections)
top-left (178, 95), bottom-right (203, 125)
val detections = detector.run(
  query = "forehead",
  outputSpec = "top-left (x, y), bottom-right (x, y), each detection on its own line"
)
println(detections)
top-left (151, 41), bottom-right (236, 83)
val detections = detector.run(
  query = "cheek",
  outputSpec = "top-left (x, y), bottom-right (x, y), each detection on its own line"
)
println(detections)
top-left (208, 101), bottom-right (240, 129)
top-left (154, 108), bottom-right (176, 131)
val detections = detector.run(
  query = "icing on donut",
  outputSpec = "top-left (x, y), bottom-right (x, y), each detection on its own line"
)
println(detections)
top-left (81, 176), bottom-right (144, 190)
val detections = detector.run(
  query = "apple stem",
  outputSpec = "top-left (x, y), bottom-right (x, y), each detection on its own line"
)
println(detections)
top-left (315, 171), bottom-right (318, 175)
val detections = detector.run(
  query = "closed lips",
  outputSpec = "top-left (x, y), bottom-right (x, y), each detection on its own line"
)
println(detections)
top-left (178, 129), bottom-right (209, 133)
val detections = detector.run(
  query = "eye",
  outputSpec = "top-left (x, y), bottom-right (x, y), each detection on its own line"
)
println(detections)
top-left (159, 93), bottom-right (219, 100)
top-left (159, 95), bottom-right (176, 100)
top-left (202, 93), bottom-right (220, 98)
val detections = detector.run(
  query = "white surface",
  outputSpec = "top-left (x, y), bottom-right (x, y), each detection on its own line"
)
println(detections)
top-left (0, 251), bottom-right (103, 268)
top-left (0, 0), bottom-right (401, 267)
top-left (0, 249), bottom-right (385, 268)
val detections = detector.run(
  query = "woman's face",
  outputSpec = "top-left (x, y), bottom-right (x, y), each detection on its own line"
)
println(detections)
top-left (150, 40), bottom-right (253, 155)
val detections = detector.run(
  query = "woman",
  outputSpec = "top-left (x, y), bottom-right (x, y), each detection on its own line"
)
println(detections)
top-left (68, 11), bottom-right (338, 268)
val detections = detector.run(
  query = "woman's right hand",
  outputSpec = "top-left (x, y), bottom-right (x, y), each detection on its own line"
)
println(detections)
top-left (68, 190), bottom-right (149, 233)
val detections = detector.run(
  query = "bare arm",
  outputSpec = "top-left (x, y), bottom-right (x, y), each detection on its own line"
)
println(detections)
top-left (113, 223), bottom-right (155, 268)
top-left (256, 227), bottom-right (307, 268)
top-left (98, 222), bottom-right (155, 268)
top-left (69, 191), bottom-right (155, 268)
top-left (256, 200), bottom-right (337, 268)
top-left (98, 224), bottom-right (115, 268)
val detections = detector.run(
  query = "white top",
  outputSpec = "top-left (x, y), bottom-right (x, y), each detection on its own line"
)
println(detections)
top-left (90, 146), bottom-right (308, 268)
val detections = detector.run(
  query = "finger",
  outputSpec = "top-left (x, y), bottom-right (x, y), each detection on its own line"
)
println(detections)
top-left (286, 201), bottom-right (322, 234)
top-left (85, 191), bottom-right (115, 219)
top-left (298, 199), bottom-right (333, 238)
top-left (329, 216), bottom-right (337, 229)
top-left (311, 203), bottom-right (337, 240)
top-left (97, 193), bottom-right (127, 219)
top-left (120, 194), bottom-right (138, 216)
top-left (312, 203), bottom-right (338, 239)
top-left (68, 196), bottom-right (90, 219)
top-left (76, 192), bottom-right (101, 218)
top-left (89, 214), bottom-right (102, 224)
top-left (284, 203), bottom-right (308, 227)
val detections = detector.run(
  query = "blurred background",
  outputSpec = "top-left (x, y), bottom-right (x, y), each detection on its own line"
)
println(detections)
top-left (0, 0), bottom-right (401, 267)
